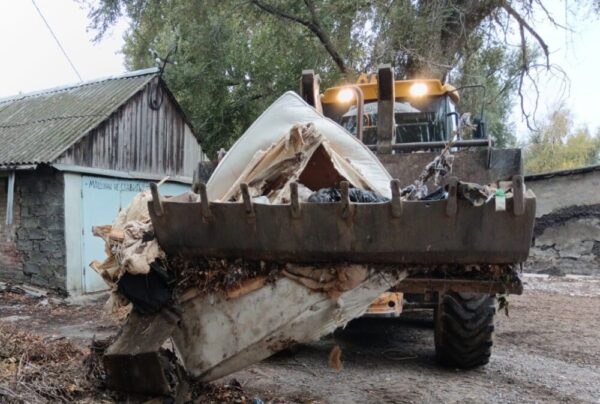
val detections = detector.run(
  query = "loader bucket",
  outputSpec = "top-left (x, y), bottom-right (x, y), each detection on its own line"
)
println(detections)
top-left (149, 178), bottom-right (536, 266)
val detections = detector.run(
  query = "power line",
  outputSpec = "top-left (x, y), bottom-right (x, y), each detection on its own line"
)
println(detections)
top-left (31, 0), bottom-right (83, 82)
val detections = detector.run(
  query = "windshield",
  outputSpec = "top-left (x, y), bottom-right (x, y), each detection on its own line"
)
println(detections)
top-left (340, 96), bottom-right (455, 144)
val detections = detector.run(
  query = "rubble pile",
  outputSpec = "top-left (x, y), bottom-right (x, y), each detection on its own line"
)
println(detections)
top-left (88, 120), bottom-right (512, 314)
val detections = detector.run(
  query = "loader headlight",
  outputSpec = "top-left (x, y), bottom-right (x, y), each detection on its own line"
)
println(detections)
top-left (409, 82), bottom-right (427, 97)
top-left (337, 88), bottom-right (354, 103)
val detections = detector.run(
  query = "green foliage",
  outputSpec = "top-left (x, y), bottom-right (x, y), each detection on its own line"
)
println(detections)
top-left (93, 0), bottom-right (353, 157)
top-left (86, 0), bottom-right (559, 157)
top-left (452, 43), bottom-right (522, 148)
top-left (524, 107), bottom-right (600, 174)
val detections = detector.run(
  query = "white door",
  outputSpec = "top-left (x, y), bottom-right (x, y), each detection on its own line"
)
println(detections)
top-left (81, 176), bottom-right (189, 293)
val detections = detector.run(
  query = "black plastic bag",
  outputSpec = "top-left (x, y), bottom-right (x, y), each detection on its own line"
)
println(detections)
top-left (421, 187), bottom-right (447, 201)
top-left (308, 187), bottom-right (389, 203)
top-left (117, 263), bottom-right (172, 314)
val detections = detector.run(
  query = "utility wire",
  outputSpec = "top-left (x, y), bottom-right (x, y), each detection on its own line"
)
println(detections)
top-left (31, 0), bottom-right (83, 82)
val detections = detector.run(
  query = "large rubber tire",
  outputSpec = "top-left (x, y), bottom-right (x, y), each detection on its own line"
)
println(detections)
top-left (434, 292), bottom-right (496, 368)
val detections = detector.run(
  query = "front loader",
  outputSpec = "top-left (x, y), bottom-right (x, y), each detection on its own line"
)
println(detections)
top-left (301, 65), bottom-right (529, 368)
top-left (100, 65), bottom-right (535, 395)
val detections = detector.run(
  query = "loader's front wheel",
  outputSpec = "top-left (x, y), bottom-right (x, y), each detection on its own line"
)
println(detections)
top-left (434, 292), bottom-right (496, 368)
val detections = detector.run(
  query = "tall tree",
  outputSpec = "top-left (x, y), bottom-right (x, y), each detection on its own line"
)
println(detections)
top-left (87, 0), bottom-right (575, 155)
top-left (524, 107), bottom-right (600, 174)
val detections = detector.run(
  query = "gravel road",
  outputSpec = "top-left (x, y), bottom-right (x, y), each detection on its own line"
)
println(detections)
top-left (1, 275), bottom-right (598, 403)
top-left (229, 274), bottom-right (600, 403)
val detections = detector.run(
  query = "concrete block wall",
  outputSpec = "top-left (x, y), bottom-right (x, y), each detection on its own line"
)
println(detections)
top-left (0, 176), bottom-right (24, 281)
top-left (3, 167), bottom-right (67, 291)
top-left (526, 167), bottom-right (600, 276)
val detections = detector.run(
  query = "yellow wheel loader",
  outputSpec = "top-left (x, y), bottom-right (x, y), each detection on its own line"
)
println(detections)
top-left (100, 65), bottom-right (534, 395)
top-left (308, 66), bottom-right (527, 368)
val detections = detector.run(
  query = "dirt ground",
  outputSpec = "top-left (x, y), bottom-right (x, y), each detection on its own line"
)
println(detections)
top-left (1, 274), bottom-right (599, 403)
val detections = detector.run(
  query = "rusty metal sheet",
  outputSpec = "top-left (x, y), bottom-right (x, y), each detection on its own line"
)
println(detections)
top-left (395, 277), bottom-right (523, 295)
top-left (149, 187), bottom-right (536, 265)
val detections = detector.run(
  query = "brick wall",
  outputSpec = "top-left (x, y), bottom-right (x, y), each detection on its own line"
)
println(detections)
top-left (0, 167), bottom-right (67, 291)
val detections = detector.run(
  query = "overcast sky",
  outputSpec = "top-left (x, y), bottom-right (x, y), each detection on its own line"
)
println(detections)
top-left (1, 0), bottom-right (598, 140)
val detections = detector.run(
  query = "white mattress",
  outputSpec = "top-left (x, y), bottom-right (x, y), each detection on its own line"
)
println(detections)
top-left (207, 91), bottom-right (392, 200)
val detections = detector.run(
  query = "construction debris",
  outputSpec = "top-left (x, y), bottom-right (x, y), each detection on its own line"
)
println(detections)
top-left (400, 138), bottom-right (455, 200)
top-left (90, 189), bottom-right (160, 285)
top-left (0, 282), bottom-right (48, 298)
top-left (0, 321), bottom-right (282, 403)
top-left (87, 91), bottom-right (534, 395)
top-left (220, 122), bottom-right (386, 204)
top-left (307, 187), bottom-right (389, 203)
top-left (282, 264), bottom-right (368, 299)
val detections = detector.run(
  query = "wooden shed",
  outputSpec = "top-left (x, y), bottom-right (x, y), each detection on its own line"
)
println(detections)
top-left (0, 68), bottom-right (206, 294)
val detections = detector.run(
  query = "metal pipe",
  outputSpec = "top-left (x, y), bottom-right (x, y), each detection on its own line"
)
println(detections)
top-left (366, 138), bottom-right (493, 152)
top-left (349, 85), bottom-right (364, 142)
top-left (338, 84), bottom-right (365, 142)
top-left (5, 171), bottom-right (15, 225)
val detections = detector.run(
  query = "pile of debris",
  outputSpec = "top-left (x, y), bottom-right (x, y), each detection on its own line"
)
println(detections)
top-left (0, 322), bottom-right (284, 403)
top-left (0, 322), bottom-right (105, 403)
top-left (89, 121), bottom-right (402, 316)
top-left (88, 92), bottom-right (521, 396)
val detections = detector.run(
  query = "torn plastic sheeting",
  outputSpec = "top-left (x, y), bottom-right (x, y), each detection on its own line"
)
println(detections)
top-left (207, 91), bottom-right (393, 201)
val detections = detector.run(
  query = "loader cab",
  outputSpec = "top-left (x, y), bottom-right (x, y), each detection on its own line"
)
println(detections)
top-left (338, 95), bottom-right (458, 145)
top-left (320, 76), bottom-right (473, 147)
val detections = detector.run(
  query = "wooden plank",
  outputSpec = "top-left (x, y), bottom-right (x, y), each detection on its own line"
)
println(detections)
top-left (300, 70), bottom-right (322, 113)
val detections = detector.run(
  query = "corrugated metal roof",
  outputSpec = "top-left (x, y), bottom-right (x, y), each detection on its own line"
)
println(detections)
top-left (0, 68), bottom-right (158, 166)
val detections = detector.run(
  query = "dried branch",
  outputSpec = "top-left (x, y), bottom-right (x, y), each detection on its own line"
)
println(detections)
top-left (500, 0), bottom-right (550, 68)
top-left (249, 0), bottom-right (348, 74)
top-left (533, 0), bottom-right (571, 31)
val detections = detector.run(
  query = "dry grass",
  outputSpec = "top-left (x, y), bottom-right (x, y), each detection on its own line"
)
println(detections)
top-left (0, 323), bottom-right (115, 403)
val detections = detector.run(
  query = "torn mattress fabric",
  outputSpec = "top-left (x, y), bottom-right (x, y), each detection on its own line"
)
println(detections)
top-left (207, 91), bottom-right (393, 201)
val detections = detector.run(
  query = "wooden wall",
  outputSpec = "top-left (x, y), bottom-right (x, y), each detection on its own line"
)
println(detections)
top-left (55, 78), bottom-right (204, 177)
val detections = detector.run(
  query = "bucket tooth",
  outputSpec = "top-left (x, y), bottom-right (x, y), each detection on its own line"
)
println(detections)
top-left (192, 162), bottom-right (201, 194)
top-left (390, 179), bottom-right (403, 218)
top-left (195, 182), bottom-right (212, 220)
top-left (240, 183), bottom-right (255, 217)
top-left (512, 175), bottom-right (525, 216)
top-left (446, 177), bottom-right (458, 217)
top-left (290, 182), bottom-right (301, 218)
top-left (340, 181), bottom-right (353, 219)
top-left (150, 183), bottom-right (164, 217)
